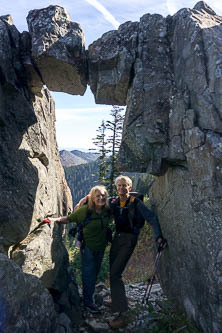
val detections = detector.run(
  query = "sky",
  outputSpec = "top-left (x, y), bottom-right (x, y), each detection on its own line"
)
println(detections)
top-left (1, 0), bottom-right (222, 151)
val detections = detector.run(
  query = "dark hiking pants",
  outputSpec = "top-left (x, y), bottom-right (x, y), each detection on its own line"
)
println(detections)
top-left (81, 245), bottom-right (104, 307)
top-left (109, 232), bottom-right (138, 313)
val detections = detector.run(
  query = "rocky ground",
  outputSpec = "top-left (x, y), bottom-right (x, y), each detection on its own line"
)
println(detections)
top-left (77, 281), bottom-right (166, 332)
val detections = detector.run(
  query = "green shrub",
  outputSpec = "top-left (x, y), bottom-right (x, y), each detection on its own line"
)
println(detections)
top-left (127, 300), bottom-right (202, 333)
top-left (145, 300), bottom-right (202, 333)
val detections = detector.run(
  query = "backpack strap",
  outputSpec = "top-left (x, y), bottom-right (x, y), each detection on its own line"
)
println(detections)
top-left (82, 208), bottom-right (93, 228)
top-left (76, 207), bottom-right (92, 239)
top-left (129, 192), bottom-right (144, 201)
top-left (128, 196), bottom-right (138, 229)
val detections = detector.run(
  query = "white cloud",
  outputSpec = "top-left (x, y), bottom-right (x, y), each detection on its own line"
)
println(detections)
top-left (166, 0), bottom-right (178, 15)
top-left (84, 0), bottom-right (120, 29)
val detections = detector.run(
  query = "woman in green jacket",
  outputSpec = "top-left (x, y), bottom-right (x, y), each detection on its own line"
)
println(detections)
top-left (44, 185), bottom-right (112, 313)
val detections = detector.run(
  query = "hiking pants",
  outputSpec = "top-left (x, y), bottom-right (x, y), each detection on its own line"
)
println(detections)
top-left (109, 232), bottom-right (138, 313)
top-left (81, 245), bottom-right (104, 306)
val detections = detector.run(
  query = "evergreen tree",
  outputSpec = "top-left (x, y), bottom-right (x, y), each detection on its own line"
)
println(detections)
top-left (106, 106), bottom-right (125, 196)
top-left (90, 106), bottom-right (125, 195)
top-left (91, 120), bottom-right (109, 185)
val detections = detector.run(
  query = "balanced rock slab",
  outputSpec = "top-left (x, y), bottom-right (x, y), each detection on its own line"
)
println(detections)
top-left (88, 21), bottom-right (139, 105)
top-left (27, 5), bottom-right (87, 95)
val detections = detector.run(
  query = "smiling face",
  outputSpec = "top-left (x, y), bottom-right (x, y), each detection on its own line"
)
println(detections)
top-left (116, 180), bottom-right (132, 199)
top-left (93, 190), bottom-right (107, 209)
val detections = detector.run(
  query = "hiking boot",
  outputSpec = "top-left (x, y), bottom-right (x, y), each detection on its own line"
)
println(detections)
top-left (84, 303), bottom-right (100, 314)
top-left (108, 314), bottom-right (128, 329)
top-left (104, 299), bottom-right (112, 307)
top-left (104, 298), bottom-right (131, 308)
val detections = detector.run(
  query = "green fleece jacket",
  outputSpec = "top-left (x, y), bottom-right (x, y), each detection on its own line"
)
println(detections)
top-left (67, 205), bottom-right (112, 252)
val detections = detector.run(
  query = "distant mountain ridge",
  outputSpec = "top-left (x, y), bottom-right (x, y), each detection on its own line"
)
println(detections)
top-left (60, 149), bottom-right (97, 167)
top-left (70, 150), bottom-right (97, 163)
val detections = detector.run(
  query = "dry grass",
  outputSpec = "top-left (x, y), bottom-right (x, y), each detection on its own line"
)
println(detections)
top-left (123, 223), bottom-right (155, 284)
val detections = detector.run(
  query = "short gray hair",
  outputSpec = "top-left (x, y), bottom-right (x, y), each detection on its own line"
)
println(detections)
top-left (114, 175), bottom-right (132, 187)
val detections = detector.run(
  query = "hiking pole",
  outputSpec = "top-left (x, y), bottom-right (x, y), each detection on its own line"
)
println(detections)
top-left (142, 249), bottom-right (162, 304)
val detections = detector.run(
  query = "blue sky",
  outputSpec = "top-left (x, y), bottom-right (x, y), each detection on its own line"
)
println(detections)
top-left (1, 0), bottom-right (222, 150)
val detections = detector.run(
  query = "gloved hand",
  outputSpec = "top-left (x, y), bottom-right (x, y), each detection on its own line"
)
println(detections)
top-left (42, 218), bottom-right (51, 223)
top-left (157, 237), bottom-right (167, 252)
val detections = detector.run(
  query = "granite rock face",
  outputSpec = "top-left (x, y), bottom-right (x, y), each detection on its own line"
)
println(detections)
top-left (88, 21), bottom-right (139, 105)
top-left (88, 14), bottom-right (174, 174)
top-left (0, 254), bottom-right (56, 333)
top-left (27, 5), bottom-right (87, 96)
top-left (150, 4), bottom-right (222, 332)
top-left (0, 12), bottom-right (80, 332)
top-left (88, 2), bottom-right (222, 332)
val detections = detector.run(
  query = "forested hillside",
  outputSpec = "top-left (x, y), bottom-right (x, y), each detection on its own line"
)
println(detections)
top-left (64, 161), bottom-right (99, 206)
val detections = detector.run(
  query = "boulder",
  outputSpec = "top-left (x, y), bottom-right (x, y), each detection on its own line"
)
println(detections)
top-left (88, 21), bottom-right (139, 105)
top-left (0, 254), bottom-right (56, 333)
top-left (10, 222), bottom-right (66, 289)
top-left (10, 221), bottom-right (81, 326)
top-left (27, 5), bottom-right (87, 96)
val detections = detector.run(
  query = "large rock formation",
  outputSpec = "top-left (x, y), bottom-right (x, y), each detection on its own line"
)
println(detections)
top-left (151, 4), bottom-right (222, 332)
top-left (88, 2), bottom-right (222, 332)
top-left (88, 14), bottom-right (174, 175)
top-left (1, 2), bottom-right (222, 333)
top-left (0, 9), bottom-right (81, 332)
top-left (88, 21), bottom-right (139, 105)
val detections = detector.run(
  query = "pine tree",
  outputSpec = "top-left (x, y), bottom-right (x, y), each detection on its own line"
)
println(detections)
top-left (91, 120), bottom-right (109, 185)
top-left (106, 106), bottom-right (125, 196)
top-left (91, 106), bottom-right (125, 195)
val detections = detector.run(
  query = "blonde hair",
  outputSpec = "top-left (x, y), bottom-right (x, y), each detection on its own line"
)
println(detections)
top-left (88, 185), bottom-right (109, 210)
top-left (114, 175), bottom-right (132, 187)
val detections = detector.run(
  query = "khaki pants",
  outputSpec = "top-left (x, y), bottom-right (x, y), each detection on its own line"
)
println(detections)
top-left (109, 232), bottom-right (138, 313)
